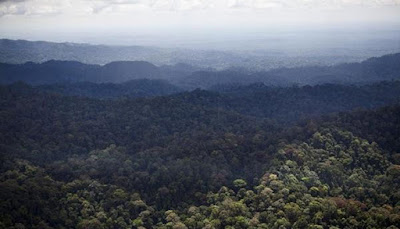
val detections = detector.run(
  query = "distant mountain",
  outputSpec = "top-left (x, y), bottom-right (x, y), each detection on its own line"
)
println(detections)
top-left (100, 61), bottom-right (161, 82)
top-left (37, 79), bottom-right (183, 99)
top-left (0, 39), bottom-right (251, 70)
top-left (0, 60), bottom-right (175, 84)
top-left (2, 38), bottom-right (393, 70)
top-left (267, 53), bottom-right (400, 85)
top-left (170, 70), bottom-right (289, 89)
top-left (0, 52), bottom-right (399, 87)
top-left (174, 53), bottom-right (400, 88)
top-left (0, 39), bottom-right (164, 65)
top-left (0, 60), bottom-right (99, 84)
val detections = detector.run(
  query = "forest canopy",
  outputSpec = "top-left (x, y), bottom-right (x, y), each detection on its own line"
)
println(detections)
top-left (1, 80), bottom-right (400, 228)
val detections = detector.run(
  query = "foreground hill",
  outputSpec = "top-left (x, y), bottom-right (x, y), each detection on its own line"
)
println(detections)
top-left (156, 125), bottom-right (400, 228)
top-left (0, 83), bottom-right (278, 208)
top-left (1, 81), bottom-right (400, 228)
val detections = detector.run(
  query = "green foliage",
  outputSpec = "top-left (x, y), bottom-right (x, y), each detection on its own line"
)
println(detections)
top-left (1, 83), bottom-right (400, 228)
top-left (233, 179), bottom-right (247, 188)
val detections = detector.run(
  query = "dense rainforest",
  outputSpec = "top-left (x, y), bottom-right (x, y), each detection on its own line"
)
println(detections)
top-left (0, 47), bottom-right (400, 229)
top-left (1, 77), bottom-right (400, 228)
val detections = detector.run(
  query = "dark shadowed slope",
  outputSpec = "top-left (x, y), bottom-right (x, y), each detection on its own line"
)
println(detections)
top-left (8, 79), bottom-right (400, 124)
top-left (37, 79), bottom-right (183, 99)
top-left (192, 81), bottom-right (400, 122)
top-left (0, 60), bottom-right (166, 84)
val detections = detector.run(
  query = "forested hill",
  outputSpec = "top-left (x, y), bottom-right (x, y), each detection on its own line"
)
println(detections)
top-left (37, 79), bottom-right (183, 99)
top-left (180, 81), bottom-right (400, 122)
top-left (3, 80), bottom-right (400, 122)
top-left (0, 60), bottom-right (165, 84)
top-left (1, 80), bottom-right (400, 228)
top-left (1, 52), bottom-right (400, 87)
top-left (264, 52), bottom-right (400, 85)
top-left (166, 52), bottom-right (400, 88)
top-left (0, 59), bottom-right (206, 85)
top-left (0, 82), bottom-right (279, 208)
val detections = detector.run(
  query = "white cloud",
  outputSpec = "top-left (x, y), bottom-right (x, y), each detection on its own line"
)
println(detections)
top-left (1, 0), bottom-right (400, 17)
top-left (0, 0), bottom-right (399, 45)
top-left (0, 0), bottom-right (68, 16)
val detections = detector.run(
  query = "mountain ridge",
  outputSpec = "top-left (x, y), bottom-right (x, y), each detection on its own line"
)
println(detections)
top-left (2, 38), bottom-right (395, 70)
top-left (2, 52), bottom-right (399, 87)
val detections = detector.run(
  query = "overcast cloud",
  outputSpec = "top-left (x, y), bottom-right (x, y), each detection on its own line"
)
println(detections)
top-left (1, 0), bottom-right (400, 15)
top-left (0, 0), bottom-right (399, 47)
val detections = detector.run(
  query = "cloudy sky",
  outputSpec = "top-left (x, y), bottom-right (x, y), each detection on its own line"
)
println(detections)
top-left (0, 0), bottom-right (399, 47)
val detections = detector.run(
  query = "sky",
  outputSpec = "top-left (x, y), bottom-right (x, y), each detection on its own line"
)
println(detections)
top-left (0, 0), bottom-right (400, 48)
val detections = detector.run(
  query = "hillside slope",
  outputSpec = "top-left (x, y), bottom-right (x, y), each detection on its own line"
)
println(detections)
top-left (1, 82), bottom-right (400, 227)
